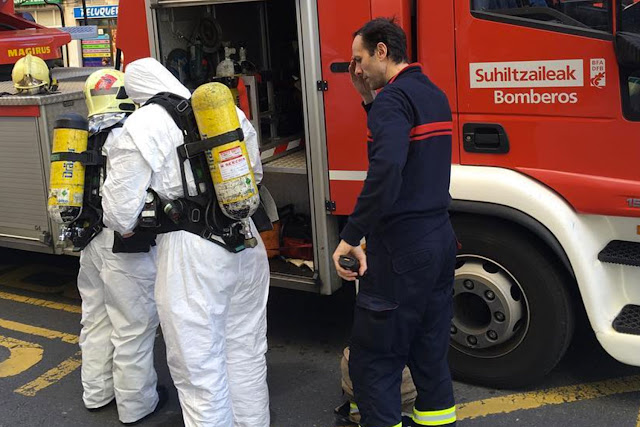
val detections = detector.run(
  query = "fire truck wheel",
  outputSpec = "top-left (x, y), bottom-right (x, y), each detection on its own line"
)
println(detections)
top-left (448, 215), bottom-right (574, 388)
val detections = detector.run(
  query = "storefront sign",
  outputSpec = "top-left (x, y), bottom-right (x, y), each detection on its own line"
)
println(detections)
top-left (73, 5), bottom-right (118, 20)
top-left (82, 34), bottom-right (112, 67)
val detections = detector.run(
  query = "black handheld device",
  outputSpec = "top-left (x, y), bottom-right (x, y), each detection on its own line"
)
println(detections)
top-left (338, 256), bottom-right (360, 273)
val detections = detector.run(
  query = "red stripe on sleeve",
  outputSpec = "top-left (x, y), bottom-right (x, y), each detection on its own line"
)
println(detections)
top-left (410, 131), bottom-right (453, 142)
top-left (409, 121), bottom-right (452, 138)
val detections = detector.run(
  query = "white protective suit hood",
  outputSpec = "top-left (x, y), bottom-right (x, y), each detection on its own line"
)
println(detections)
top-left (124, 57), bottom-right (191, 105)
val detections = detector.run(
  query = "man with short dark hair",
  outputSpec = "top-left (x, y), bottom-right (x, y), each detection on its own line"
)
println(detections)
top-left (332, 18), bottom-right (457, 427)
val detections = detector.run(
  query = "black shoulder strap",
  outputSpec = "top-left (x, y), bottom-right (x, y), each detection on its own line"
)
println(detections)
top-left (51, 151), bottom-right (101, 165)
top-left (88, 124), bottom-right (118, 155)
top-left (178, 128), bottom-right (244, 159)
top-left (145, 91), bottom-right (244, 159)
top-left (143, 92), bottom-right (242, 242)
top-left (67, 123), bottom-right (124, 251)
top-left (145, 92), bottom-right (200, 143)
top-left (51, 122), bottom-right (122, 165)
top-left (144, 92), bottom-right (211, 206)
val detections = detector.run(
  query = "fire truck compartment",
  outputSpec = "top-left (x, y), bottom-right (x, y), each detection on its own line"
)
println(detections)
top-left (154, 0), bottom-right (320, 288)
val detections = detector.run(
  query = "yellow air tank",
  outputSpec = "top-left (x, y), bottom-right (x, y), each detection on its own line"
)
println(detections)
top-left (47, 113), bottom-right (89, 226)
top-left (191, 82), bottom-right (260, 247)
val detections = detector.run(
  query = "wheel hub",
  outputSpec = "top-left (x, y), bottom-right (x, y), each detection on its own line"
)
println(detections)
top-left (451, 256), bottom-right (526, 353)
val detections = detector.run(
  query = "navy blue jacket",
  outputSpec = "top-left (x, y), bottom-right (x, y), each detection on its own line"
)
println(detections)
top-left (340, 64), bottom-right (453, 248)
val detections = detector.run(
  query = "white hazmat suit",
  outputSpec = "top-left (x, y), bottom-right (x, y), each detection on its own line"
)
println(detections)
top-left (102, 58), bottom-right (270, 427)
top-left (78, 127), bottom-right (160, 424)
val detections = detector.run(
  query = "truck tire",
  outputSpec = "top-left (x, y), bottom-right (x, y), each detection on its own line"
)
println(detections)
top-left (449, 215), bottom-right (574, 388)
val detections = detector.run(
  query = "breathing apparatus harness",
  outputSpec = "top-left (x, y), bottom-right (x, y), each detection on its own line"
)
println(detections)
top-left (139, 92), bottom-right (254, 253)
top-left (51, 122), bottom-right (118, 251)
top-left (51, 117), bottom-right (158, 253)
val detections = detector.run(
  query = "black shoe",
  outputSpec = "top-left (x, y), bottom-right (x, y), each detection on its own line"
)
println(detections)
top-left (86, 398), bottom-right (115, 412)
top-left (121, 385), bottom-right (168, 426)
top-left (334, 401), bottom-right (358, 425)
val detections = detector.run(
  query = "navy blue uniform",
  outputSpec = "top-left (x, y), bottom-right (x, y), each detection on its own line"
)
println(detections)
top-left (341, 64), bottom-right (457, 427)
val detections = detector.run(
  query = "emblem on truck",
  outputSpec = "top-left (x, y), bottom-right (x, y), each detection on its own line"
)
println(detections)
top-left (590, 58), bottom-right (606, 89)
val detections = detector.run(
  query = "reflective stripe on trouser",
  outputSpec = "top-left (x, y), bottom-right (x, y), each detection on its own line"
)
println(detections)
top-left (413, 406), bottom-right (456, 426)
top-left (349, 221), bottom-right (457, 427)
top-left (351, 402), bottom-right (360, 414)
top-left (353, 402), bottom-right (456, 427)
top-left (155, 229), bottom-right (270, 427)
top-left (78, 229), bottom-right (160, 423)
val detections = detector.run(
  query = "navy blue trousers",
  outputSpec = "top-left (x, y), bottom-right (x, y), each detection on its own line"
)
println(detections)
top-left (349, 220), bottom-right (457, 427)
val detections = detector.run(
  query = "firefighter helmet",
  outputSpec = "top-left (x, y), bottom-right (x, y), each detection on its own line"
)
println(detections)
top-left (11, 54), bottom-right (51, 93)
top-left (83, 69), bottom-right (136, 117)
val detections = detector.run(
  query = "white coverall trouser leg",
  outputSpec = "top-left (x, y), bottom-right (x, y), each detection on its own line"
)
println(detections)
top-left (78, 229), bottom-right (160, 423)
top-left (155, 229), bottom-right (270, 427)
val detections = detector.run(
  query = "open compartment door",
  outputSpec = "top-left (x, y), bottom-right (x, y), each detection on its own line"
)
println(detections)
top-left (317, 0), bottom-right (371, 215)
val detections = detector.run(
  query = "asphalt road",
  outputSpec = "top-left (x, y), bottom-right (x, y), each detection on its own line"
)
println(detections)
top-left (0, 248), bottom-right (639, 427)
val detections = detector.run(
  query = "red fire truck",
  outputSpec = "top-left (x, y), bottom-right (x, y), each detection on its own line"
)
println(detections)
top-left (1, 0), bottom-right (637, 387)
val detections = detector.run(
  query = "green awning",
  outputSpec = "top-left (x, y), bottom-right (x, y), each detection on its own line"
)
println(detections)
top-left (14, 0), bottom-right (62, 6)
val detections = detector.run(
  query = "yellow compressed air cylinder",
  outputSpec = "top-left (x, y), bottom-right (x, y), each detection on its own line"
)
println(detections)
top-left (191, 82), bottom-right (259, 221)
top-left (47, 113), bottom-right (89, 225)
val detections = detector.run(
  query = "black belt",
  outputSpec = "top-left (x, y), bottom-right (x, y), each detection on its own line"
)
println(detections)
top-left (152, 220), bottom-right (246, 253)
top-left (139, 199), bottom-right (247, 254)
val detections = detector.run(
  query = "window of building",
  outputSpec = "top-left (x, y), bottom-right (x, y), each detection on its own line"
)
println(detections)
top-left (14, 8), bottom-right (62, 27)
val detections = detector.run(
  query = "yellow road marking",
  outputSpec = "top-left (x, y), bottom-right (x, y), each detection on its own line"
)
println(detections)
top-left (0, 290), bottom-right (81, 314)
top-left (0, 335), bottom-right (43, 378)
top-left (14, 351), bottom-right (82, 397)
top-left (2, 286), bottom-right (640, 417)
top-left (0, 318), bottom-right (78, 345)
top-left (458, 375), bottom-right (640, 420)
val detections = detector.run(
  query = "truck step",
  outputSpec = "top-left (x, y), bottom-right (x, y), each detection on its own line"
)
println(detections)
top-left (613, 305), bottom-right (640, 336)
top-left (598, 240), bottom-right (640, 267)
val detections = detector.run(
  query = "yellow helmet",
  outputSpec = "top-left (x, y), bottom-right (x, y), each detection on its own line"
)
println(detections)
top-left (12, 54), bottom-right (51, 93)
top-left (83, 69), bottom-right (136, 117)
